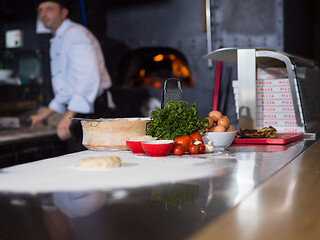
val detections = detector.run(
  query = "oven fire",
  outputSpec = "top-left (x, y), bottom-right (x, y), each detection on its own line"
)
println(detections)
top-left (116, 48), bottom-right (193, 88)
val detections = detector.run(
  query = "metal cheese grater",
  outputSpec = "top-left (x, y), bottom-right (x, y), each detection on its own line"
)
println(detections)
top-left (161, 78), bottom-right (182, 108)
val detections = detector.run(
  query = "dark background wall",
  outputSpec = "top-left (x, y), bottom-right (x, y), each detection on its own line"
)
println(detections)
top-left (1, 0), bottom-right (319, 68)
top-left (283, 0), bottom-right (320, 62)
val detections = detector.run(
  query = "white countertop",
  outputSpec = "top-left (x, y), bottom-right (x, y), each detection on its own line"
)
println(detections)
top-left (0, 150), bottom-right (237, 193)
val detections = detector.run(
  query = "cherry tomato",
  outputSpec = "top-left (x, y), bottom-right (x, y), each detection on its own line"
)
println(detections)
top-left (189, 144), bottom-right (199, 154)
top-left (174, 135), bottom-right (192, 150)
top-left (189, 131), bottom-right (204, 144)
top-left (173, 144), bottom-right (185, 156)
top-left (198, 143), bottom-right (205, 154)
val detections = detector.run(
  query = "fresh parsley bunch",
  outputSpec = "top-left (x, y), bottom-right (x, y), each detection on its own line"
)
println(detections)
top-left (146, 101), bottom-right (208, 140)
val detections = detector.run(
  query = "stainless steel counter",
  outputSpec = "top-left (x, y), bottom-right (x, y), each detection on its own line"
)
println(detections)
top-left (0, 127), bottom-right (66, 168)
top-left (0, 127), bottom-right (56, 146)
top-left (191, 137), bottom-right (320, 240)
top-left (0, 136), bottom-right (318, 240)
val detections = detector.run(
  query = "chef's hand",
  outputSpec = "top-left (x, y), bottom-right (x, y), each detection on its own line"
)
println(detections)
top-left (57, 110), bottom-right (76, 141)
top-left (30, 107), bottom-right (54, 128)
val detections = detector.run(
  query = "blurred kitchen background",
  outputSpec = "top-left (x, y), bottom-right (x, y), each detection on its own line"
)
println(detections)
top-left (0, 0), bottom-right (319, 165)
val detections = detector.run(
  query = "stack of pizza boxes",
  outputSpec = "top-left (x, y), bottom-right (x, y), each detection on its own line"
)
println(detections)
top-left (233, 68), bottom-right (305, 133)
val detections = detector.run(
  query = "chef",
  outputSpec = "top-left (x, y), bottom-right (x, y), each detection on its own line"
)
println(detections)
top-left (31, 0), bottom-right (115, 153)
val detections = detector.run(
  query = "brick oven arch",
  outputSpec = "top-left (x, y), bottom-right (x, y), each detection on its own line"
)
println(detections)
top-left (114, 47), bottom-right (194, 88)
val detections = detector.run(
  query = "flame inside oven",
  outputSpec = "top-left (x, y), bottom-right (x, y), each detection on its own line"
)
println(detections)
top-left (116, 48), bottom-right (194, 88)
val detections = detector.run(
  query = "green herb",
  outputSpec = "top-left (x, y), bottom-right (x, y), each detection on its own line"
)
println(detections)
top-left (146, 101), bottom-right (208, 140)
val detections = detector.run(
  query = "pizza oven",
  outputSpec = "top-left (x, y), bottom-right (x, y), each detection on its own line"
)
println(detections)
top-left (110, 47), bottom-right (195, 118)
top-left (116, 47), bottom-right (193, 88)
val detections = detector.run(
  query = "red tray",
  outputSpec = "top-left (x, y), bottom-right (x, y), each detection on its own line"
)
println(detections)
top-left (232, 133), bottom-right (304, 145)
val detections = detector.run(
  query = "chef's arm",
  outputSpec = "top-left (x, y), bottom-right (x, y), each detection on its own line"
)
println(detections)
top-left (31, 108), bottom-right (76, 141)
top-left (30, 107), bottom-right (55, 128)
top-left (56, 110), bottom-right (76, 141)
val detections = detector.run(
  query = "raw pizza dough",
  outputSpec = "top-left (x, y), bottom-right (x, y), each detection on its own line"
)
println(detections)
top-left (76, 156), bottom-right (121, 168)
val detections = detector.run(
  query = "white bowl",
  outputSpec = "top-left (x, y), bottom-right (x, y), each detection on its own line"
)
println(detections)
top-left (202, 131), bottom-right (236, 149)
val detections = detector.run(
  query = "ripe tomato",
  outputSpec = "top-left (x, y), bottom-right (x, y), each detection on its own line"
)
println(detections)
top-left (198, 143), bottom-right (205, 154)
top-left (174, 135), bottom-right (192, 150)
top-left (189, 144), bottom-right (199, 154)
top-left (189, 131), bottom-right (203, 144)
top-left (173, 144), bottom-right (185, 156)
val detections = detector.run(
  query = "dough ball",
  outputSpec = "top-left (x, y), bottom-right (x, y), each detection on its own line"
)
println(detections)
top-left (77, 156), bottom-right (121, 168)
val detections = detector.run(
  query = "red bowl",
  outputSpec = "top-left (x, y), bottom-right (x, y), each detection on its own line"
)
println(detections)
top-left (126, 140), bottom-right (145, 154)
top-left (141, 140), bottom-right (174, 157)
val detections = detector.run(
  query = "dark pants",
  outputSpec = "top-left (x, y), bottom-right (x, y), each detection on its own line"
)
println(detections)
top-left (66, 90), bottom-right (116, 153)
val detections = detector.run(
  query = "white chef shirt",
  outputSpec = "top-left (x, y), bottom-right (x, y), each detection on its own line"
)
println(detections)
top-left (48, 19), bottom-right (112, 114)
